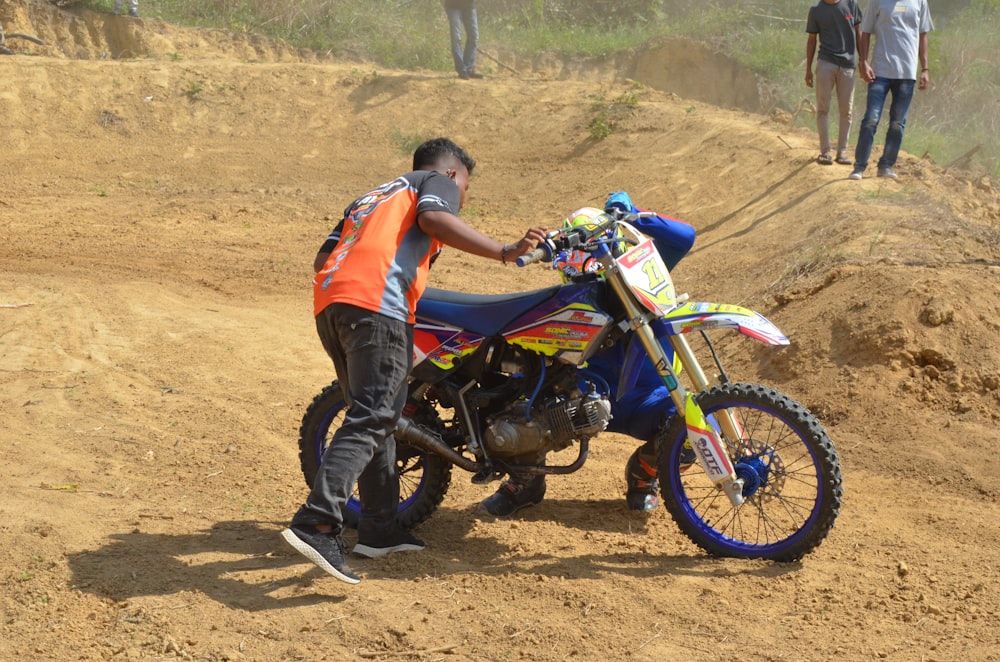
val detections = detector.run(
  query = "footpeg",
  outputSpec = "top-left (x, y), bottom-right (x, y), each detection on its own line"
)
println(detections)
top-left (471, 469), bottom-right (501, 485)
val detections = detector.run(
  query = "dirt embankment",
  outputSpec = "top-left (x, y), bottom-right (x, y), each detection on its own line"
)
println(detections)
top-left (2, 2), bottom-right (1000, 661)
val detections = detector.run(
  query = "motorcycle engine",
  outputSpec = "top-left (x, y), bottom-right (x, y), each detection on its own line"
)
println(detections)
top-left (483, 388), bottom-right (612, 459)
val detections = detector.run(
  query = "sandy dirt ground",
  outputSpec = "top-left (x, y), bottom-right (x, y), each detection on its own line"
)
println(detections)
top-left (2, 2), bottom-right (1000, 660)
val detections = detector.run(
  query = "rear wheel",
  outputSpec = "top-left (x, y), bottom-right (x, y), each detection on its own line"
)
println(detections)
top-left (657, 383), bottom-right (842, 561)
top-left (298, 381), bottom-right (452, 529)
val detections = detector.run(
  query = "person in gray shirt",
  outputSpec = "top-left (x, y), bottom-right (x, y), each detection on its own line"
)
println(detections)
top-left (806, 0), bottom-right (863, 166)
top-left (849, 0), bottom-right (933, 180)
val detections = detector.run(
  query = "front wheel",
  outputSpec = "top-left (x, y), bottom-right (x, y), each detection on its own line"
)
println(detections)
top-left (297, 381), bottom-right (452, 529)
top-left (657, 383), bottom-right (842, 561)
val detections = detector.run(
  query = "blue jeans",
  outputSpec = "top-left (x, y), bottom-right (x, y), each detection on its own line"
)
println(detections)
top-left (446, 6), bottom-right (478, 74)
top-left (854, 77), bottom-right (915, 171)
top-left (294, 303), bottom-right (413, 538)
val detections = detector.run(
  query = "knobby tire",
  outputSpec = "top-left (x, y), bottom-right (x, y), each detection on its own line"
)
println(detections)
top-left (657, 383), bottom-right (842, 561)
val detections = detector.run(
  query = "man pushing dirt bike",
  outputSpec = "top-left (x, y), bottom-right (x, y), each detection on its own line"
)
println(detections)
top-left (295, 190), bottom-right (841, 563)
top-left (479, 192), bottom-right (698, 516)
top-left (282, 137), bottom-right (546, 584)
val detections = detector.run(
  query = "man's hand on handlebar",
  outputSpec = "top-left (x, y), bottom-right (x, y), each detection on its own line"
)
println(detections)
top-left (504, 226), bottom-right (549, 263)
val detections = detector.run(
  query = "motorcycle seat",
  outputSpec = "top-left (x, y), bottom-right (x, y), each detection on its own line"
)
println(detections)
top-left (419, 285), bottom-right (562, 336)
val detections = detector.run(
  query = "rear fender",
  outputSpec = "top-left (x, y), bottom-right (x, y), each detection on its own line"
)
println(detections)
top-left (662, 302), bottom-right (788, 346)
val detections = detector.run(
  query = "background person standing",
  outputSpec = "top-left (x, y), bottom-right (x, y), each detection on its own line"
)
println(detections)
top-left (113, 0), bottom-right (139, 17)
top-left (805, 0), bottom-right (863, 166)
top-left (849, 0), bottom-right (933, 180)
top-left (444, 0), bottom-right (482, 79)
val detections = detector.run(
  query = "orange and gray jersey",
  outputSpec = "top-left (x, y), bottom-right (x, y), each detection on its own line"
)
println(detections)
top-left (313, 170), bottom-right (459, 324)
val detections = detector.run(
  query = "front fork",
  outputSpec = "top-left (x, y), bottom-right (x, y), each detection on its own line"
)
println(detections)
top-left (668, 332), bottom-right (748, 452)
top-left (607, 275), bottom-right (745, 506)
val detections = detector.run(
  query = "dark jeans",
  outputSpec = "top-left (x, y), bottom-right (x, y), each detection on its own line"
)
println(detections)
top-left (446, 6), bottom-right (478, 74)
top-left (854, 77), bottom-right (915, 171)
top-left (293, 303), bottom-right (413, 538)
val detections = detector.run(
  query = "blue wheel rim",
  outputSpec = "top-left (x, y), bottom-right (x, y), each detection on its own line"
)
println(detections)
top-left (667, 401), bottom-right (828, 556)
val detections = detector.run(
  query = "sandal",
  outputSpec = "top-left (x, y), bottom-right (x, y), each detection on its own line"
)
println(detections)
top-left (835, 154), bottom-right (852, 165)
top-left (817, 153), bottom-right (833, 166)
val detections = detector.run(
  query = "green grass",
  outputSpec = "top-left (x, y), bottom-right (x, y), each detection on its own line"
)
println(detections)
top-left (183, 79), bottom-right (204, 101)
top-left (587, 89), bottom-right (643, 141)
top-left (391, 128), bottom-right (428, 157)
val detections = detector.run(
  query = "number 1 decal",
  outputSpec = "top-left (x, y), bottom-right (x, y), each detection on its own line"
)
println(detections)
top-left (642, 256), bottom-right (665, 292)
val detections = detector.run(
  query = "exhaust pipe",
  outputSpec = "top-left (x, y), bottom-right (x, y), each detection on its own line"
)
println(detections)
top-left (396, 416), bottom-right (481, 473)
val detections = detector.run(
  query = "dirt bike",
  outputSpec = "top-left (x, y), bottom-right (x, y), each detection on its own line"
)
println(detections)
top-left (297, 209), bottom-right (842, 561)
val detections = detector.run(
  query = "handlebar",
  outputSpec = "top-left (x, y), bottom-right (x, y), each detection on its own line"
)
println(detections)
top-left (515, 247), bottom-right (547, 267)
top-left (514, 208), bottom-right (655, 267)
top-left (515, 239), bottom-right (557, 267)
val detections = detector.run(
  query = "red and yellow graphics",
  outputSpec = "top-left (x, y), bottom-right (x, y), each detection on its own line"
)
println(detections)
top-left (663, 302), bottom-right (789, 345)
top-left (413, 322), bottom-right (485, 371)
top-left (502, 304), bottom-right (612, 366)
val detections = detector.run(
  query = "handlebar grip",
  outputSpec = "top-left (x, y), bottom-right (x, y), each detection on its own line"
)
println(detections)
top-left (516, 247), bottom-right (548, 267)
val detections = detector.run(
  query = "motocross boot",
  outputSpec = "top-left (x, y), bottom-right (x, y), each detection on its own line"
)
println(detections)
top-left (480, 474), bottom-right (546, 517)
top-left (679, 439), bottom-right (697, 472)
top-left (625, 445), bottom-right (660, 511)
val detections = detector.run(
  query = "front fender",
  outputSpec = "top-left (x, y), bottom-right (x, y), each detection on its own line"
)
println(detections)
top-left (662, 301), bottom-right (789, 346)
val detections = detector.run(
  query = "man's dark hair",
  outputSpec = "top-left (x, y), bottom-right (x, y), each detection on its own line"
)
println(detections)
top-left (413, 137), bottom-right (476, 175)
